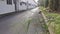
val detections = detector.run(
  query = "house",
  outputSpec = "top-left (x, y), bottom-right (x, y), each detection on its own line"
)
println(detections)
top-left (0, 0), bottom-right (36, 14)
top-left (0, 0), bottom-right (28, 14)
top-left (0, 0), bottom-right (15, 14)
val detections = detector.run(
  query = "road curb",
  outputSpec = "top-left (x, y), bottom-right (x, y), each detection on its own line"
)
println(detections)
top-left (40, 11), bottom-right (55, 34)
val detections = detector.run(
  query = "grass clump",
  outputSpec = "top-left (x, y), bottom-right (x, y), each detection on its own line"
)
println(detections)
top-left (40, 7), bottom-right (60, 34)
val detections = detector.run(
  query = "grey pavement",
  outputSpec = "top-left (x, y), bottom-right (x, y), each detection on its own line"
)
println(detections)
top-left (0, 7), bottom-right (46, 34)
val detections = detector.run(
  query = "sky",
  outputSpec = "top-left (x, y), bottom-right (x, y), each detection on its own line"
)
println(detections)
top-left (35, 0), bottom-right (38, 2)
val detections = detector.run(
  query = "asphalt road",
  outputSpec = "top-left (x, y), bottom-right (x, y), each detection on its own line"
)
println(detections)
top-left (0, 7), bottom-right (46, 34)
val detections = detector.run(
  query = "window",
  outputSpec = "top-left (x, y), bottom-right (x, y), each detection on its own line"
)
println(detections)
top-left (7, 0), bottom-right (12, 5)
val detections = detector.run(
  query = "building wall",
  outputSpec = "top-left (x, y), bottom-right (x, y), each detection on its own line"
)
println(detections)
top-left (19, 0), bottom-right (36, 10)
top-left (19, 4), bottom-right (27, 10)
top-left (0, 0), bottom-right (15, 14)
top-left (17, 0), bottom-right (27, 11)
top-left (0, 0), bottom-right (6, 5)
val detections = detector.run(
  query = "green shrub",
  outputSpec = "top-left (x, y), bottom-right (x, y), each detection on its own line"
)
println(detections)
top-left (40, 7), bottom-right (60, 34)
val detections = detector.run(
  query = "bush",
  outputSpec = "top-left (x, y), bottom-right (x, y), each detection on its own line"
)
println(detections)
top-left (40, 7), bottom-right (60, 34)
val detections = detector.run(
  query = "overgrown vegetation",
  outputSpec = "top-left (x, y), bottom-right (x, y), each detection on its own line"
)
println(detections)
top-left (48, 0), bottom-right (60, 11)
top-left (39, 0), bottom-right (60, 34)
top-left (39, 0), bottom-right (60, 12)
top-left (40, 7), bottom-right (60, 34)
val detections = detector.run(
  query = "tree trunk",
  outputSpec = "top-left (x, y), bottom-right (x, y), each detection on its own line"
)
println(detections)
top-left (45, 0), bottom-right (49, 7)
top-left (49, 0), bottom-right (60, 12)
top-left (58, 0), bottom-right (60, 12)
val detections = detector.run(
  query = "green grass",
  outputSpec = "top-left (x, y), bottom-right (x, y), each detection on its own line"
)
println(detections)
top-left (40, 7), bottom-right (60, 34)
top-left (39, 7), bottom-right (50, 34)
top-left (23, 18), bottom-right (32, 34)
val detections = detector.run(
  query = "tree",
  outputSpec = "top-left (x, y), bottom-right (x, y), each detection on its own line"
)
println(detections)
top-left (38, 0), bottom-right (45, 6)
top-left (45, 0), bottom-right (49, 7)
top-left (38, 0), bottom-right (60, 12)
top-left (49, 0), bottom-right (60, 12)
